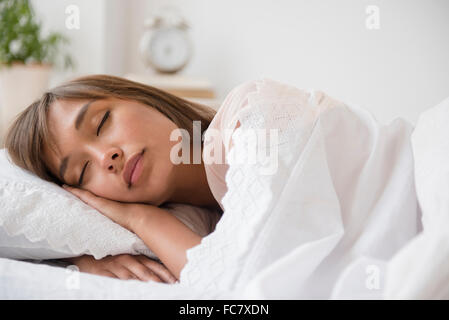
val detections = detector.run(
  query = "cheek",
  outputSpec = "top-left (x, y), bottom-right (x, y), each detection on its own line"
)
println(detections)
top-left (144, 146), bottom-right (177, 200)
top-left (87, 179), bottom-right (122, 200)
top-left (88, 182), bottom-right (145, 203)
top-left (149, 122), bottom-right (178, 149)
top-left (118, 116), bottom-right (145, 140)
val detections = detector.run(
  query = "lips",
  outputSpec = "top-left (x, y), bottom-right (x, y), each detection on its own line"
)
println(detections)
top-left (122, 149), bottom-right (144, 187)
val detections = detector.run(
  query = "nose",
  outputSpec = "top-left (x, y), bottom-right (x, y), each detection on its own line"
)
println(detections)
top-left (101, 148), bottom-right (123, 172)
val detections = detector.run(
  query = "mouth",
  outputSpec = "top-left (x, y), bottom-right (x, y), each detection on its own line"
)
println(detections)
top-left (123, 148), bottom-right (145, 188)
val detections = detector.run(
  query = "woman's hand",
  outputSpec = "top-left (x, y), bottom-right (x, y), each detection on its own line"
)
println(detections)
top-left (62, 184), bottom-right (144, 231)
top-left (65, 254), bottom-right (177, 283)
top-left (62, 184), bottom-right (202, 279)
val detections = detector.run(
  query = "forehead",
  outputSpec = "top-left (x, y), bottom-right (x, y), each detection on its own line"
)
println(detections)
top-left (43, 98), bottom-right (98, 174)
top-left (47, 98), bottom-right (91, 124)
top-left (45, 98), bottom-right (90, 143)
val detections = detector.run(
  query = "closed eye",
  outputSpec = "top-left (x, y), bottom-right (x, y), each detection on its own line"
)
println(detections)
top-left (78, 110), bottom-right (110, 187)
top-left (78, 161), bottom-right (89, 187)
top-left (96, 110), bottom-right (110, 136)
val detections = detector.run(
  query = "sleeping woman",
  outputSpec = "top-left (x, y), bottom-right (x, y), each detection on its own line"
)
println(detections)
top-left (4, 74), bottom-right (254, 283)
top-left (4, 74), bottom-right (421, 291)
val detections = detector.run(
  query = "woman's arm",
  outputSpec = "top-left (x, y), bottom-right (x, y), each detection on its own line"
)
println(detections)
top-left (62, 184), bottom-right (202, 280)
top-left (130, 205), bottom-right (202, 279)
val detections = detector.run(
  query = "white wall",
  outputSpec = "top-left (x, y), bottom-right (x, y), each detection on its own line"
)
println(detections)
top-left (33, 0), bottom-right (449, 124)
top-left (31, 0), bottom-right (108, 86)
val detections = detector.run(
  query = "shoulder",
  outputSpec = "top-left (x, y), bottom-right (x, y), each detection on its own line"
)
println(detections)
top-left (223, 79), bottom-right (260, 106)
top-left (205, 80), bottom-right (260, 154)
top-left (214, 79), bottom-right (260, 132)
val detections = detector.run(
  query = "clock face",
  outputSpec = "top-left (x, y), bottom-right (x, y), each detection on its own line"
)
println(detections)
top-left (148, 27), bottom-right (191, 73)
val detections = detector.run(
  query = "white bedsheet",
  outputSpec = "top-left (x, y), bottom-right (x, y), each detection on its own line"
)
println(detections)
top-left (180, 79), bottom-right (422, 299)
top-left (0, 257), bottom-right (233, 299)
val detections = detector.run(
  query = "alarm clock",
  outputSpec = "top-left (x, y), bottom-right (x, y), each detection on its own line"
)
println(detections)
top-left (139, 13), bottom-right (192, 74)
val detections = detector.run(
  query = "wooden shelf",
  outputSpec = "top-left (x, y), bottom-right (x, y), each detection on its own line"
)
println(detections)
top-left (124, 73), bottom-right (216, 99)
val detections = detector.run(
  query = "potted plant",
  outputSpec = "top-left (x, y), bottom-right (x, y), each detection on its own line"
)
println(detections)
top-left (0, 0), bottom-right (74, 142)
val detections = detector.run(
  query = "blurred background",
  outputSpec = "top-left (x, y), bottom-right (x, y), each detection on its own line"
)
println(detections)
top-left (1, 0), bottom-right (448, 144)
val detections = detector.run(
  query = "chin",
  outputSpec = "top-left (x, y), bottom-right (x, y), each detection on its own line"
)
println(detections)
top-left (146, 164), bottom-right (175, 205)
top-left (141, 193), bottom-right (166, 207)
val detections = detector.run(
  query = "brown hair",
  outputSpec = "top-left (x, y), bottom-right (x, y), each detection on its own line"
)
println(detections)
top-left (4, 74), bottom-right (216, 186)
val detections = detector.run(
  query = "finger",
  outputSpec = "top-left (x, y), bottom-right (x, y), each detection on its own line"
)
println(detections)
top-left (145, 273), bottom-right (163, 283)
top-left (137, 256), bottom-right (178, 284)
top-left (124, 260), bottom-right (164, 283)
top-left (96, 270), bottom-right (119, 279)
top-left (128, 266), bottom-right (163, 283)
top-left (110, 266), bottom-right (138, 281)
top-left (114, 255), bottom-right (163, 283)
top-left (63, 185), bottom-right (113, 211)
top-left (63, 185), bottom-right (129, 228)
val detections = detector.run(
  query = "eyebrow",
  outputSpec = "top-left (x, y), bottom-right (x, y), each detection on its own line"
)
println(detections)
top-left (75, 99), bottom-right (96, 130)
top-left (58, 99), bottom-right (97, 184)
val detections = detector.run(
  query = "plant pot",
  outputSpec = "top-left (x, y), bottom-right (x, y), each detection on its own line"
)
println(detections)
top-left (0, 63), bottom-right (51, 147)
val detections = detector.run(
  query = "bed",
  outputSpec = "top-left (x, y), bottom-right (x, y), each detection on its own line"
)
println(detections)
top-left (1, 79), bottom-right (448, 299)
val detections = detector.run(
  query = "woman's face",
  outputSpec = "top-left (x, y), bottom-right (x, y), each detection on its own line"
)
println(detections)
top-left (43, 97), bottom-right (181, 206)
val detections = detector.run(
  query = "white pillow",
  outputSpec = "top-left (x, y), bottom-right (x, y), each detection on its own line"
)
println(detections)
top-left (0, 148), bottom-right (220, 261)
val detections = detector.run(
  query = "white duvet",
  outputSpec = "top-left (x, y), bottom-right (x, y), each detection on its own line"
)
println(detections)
top-left (1, 79), bottom-right (447, 299)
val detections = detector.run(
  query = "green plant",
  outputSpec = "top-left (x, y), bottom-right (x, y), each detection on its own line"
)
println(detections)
top-left (0, 0), bottom-right (74, 69)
